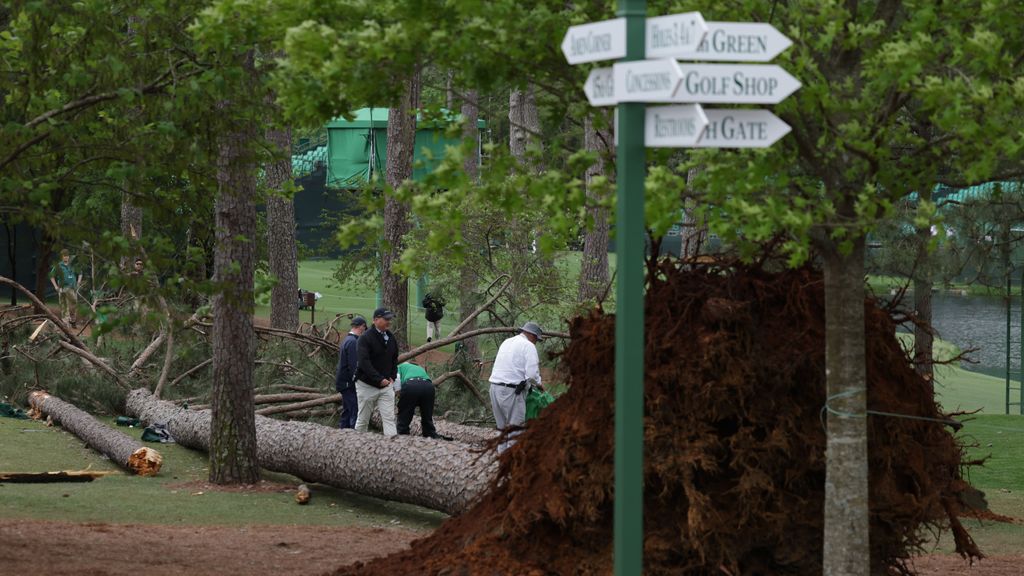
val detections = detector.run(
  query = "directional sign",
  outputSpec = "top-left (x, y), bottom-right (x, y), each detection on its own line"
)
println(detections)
top-left (644, 104), bottom-right (708, 147)
top-left (644, 12), bottom-right (708, 59)
top-left (583, 67), bottom-right (616, 107)
top-left (613, 59), bottom-right (683, 103)
top-left (695, 109), bottom-right (791, 148)
top-left (673, 22), bottom-right (793, 62)
top-left (561, 18), bottom-right (626, 65)
top-left (671, 64), bottom-right (801, 104)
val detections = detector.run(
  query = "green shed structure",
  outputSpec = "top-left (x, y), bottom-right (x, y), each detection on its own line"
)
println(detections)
top-left (289, 108), bottom-right (485, 256)
top-left (322, 107), bottom-right (485, 189)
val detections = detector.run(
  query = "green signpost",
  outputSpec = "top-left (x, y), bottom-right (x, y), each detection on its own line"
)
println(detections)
top-left (613, 6), bottom-right (646, 575)
top-left (561, 4), bottom-right (797, 572)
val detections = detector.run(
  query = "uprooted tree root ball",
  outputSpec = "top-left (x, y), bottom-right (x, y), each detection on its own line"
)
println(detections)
top-left (332, 263), bottom-right (979, 576)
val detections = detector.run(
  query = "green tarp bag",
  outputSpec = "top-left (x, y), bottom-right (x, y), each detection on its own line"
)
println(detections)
top-left (525, 388), bottom-right (555, 421)
top-left (0, 402), bottom-right (28, 419)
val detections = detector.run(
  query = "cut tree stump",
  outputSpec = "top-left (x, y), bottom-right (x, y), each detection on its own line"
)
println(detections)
top-left (126, 389), bottom-right (495, 515)
top-left (28, 392), bottom-right (163, 476)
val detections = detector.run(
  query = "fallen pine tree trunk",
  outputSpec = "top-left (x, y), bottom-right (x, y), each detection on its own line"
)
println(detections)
top-left (369, 411), bottom-right (498, 444)
top-left (126, 389), bottom-right (495, 515)
top-left (0, 470), bottom-right (117, 483)
top-left (28, 392), bottom-right (163, 476)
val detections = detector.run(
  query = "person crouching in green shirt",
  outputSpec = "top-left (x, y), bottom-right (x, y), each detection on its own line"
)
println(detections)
top-left (50, 249), bottom-right (82, 327)
top-left (396, 361), bottom-right (452, 440)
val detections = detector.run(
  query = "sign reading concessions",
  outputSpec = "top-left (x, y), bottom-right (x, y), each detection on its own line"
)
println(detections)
top-left (584, 67), bottom-right (617, 107)
top-left (673, 22), bottom-right (793, 62)
top-left (695, 109), bottom-right (791, 148)
top-left (561, 18), bottom-right (627, 64)
top-left (612, 59), bottom-right (683, 103)
top-left (671, 64), bottom-right (801, 104)
top-left (644, 12), bottom-right (708, 59)
top-left (644, 104), bottom-right (708, 147)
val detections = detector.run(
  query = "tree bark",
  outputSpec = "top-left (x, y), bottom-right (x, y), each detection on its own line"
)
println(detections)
top-left (370, 409), bottom-right (497, 444)
top-left (913, 222), bottom-right (934, 387)
top-left (29, 391), bottom-right (162, 476)
top-left (265, 124), bottom-right (299, 331)
top-left (509, 85), bottom-right (540, 164)
top-left (458, 89), bottom-right (482, 369)
top-left (121, 195), bottom-right (142, 269)
top-left (578, 114), bottom-right (612, 302)
top-left (127, 389), bottom-right (495, 515)
top-left (381, 69), bottom-right (421, 347)
top-left (210, 64), bottom-right (260, 484)
top-left (822, 237), bottom-right (870, 576)
top-left (681, 166), bottom-right (708, 260)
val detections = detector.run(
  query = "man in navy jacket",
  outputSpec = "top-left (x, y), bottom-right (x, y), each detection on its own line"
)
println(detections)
top-left (335, 316), bottom-right (366, 428)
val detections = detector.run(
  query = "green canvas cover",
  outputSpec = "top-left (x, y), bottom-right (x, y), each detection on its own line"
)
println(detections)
top-left (324, 108), bottom-right (484, 189)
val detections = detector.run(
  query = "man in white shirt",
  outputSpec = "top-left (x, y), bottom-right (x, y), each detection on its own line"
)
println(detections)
top-left (488, 322), bottom-right (544, 452)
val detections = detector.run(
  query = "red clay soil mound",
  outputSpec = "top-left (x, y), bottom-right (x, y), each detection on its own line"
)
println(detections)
top-left (331, 263), bottom-right (979, 576)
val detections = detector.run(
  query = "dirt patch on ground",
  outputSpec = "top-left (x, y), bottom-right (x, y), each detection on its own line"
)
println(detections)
top-left (331, 263), bottom-right (980, 576)
top-left (0, 519), bottom-right (420, 576)
top-left (165, 480), bottom-right (299, 495)
top-left (913, 554), bottom-right (1024, 575)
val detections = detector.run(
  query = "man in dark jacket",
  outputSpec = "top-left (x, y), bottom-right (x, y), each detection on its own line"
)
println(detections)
top-left (354, 308), bottom-right (399, 435)
top-left (422, 293), bottom-right (446, 342)
top-left (334, 316), bottom-right (366, 429)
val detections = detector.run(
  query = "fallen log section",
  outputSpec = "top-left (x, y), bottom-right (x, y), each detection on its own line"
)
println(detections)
top-left (0, 470), bottom-right (117, 483)
top-left (28, 392), bottom-right (163, 477)
top-left (126, 389), bottom-right (495, 515)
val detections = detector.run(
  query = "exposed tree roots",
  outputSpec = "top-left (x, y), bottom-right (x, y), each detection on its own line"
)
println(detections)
top-left (332, 263), bottom-right (979, 576)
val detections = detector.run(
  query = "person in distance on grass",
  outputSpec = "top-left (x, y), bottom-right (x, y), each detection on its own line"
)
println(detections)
top-left (422, 292), bottom-right (446, 343)
top-left (488, 321), bottom-right (545, 453)
top-left (49, 249), bottom-right (82, 328)
top-left (354, 308), bottom-right (399, 436)
top-left (395, 360), bottom-right (453, 440)
top-left (335, 316), bottom-right (367, 429)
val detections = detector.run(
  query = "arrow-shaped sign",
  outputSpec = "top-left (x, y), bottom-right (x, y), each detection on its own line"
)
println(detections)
top-left (613, 59), bottom-right (683, 103)
top-left (583, 67), bottom-right (616, 107)
top-left (671, 64), bottom-right (801, 104)
top-left (561, 18), bottom-right (627, 65)
top-left (673, 22), bottom-right (792, 62)
top-left (645, 104), bottom-right (708, 147)
top-left (644, 12), bottom-right (709, 59)
top-left (695, 109), bottom-right (791, 148)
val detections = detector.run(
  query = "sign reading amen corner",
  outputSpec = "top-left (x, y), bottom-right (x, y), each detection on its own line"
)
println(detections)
top-left (562, 13), bottom-right (708, 64)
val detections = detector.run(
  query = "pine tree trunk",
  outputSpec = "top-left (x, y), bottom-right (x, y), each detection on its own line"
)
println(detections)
top-left (913, 224), bottom-right (934, 387)
top-left (210, 72), bottom-right (260, 484)
top-left (578, 114), bottom-right (611, 302)
top-left (121, 197), bottom-right (142, 261)
top-left (458, 89), bottom-right (481, 367)
top-left (381, 70), bottom-right (421, 347)
top-left (127, 389), bottom-right (495, 515)
top-left (822, 237), bottom-right (870, 576)
top-left (29, 391), bottom-right (162, 476)
top-left (265, 125), bottom-right (299, 331)
top-left (681, 167), bottom-right (708, 260)
top-left (509, 86), bottom-right (540, 164)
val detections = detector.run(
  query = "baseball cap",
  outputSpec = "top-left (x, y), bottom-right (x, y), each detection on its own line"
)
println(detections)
top-left (350, 316), bottom-right (367, 327)
top-left (373, 308), bottom-right (395, 320)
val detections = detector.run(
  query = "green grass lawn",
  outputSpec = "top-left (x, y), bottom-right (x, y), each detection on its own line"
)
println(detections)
top-left (0, 416), bottom-right (442, 529)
